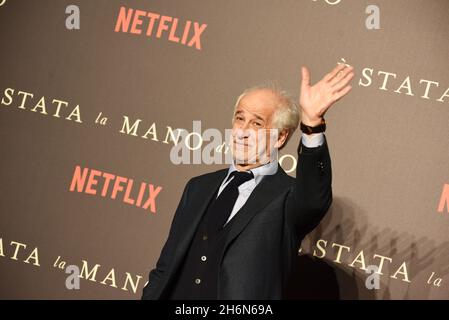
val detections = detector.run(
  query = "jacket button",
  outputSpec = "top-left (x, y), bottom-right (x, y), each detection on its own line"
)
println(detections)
top-left (201, 256), bottom-right (207, 261)
top-left (318, 161), bottom-right (324, 171)
top-left (195, 278), bottom-right (201, 285)
top-left (202, 234), bottom-right (208, 240)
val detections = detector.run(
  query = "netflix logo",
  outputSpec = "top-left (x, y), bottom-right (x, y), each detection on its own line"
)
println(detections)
top-left (438, 183), bottom-right (449, 214)
top-left (69, 165), bottom-right (163, 214)
top-left (114, 6), bottom-right (208, 50)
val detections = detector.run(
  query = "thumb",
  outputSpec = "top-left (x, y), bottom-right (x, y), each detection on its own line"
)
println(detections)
top-left (301, 66), bottom-right (311, 89)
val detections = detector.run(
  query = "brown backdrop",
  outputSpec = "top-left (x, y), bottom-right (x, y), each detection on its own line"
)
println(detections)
top-left (1, 0), bottom-right (448, 299)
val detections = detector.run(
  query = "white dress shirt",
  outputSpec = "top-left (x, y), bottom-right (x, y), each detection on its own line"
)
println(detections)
top-left (219, 132), bottom-right (324, 225)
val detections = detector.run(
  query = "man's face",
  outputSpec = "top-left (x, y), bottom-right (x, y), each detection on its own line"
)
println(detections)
top-left (231, 89), bottom-right (282, 167)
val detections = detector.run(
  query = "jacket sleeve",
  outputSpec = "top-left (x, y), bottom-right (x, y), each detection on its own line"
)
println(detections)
top-left (286, 134), bottom-right (333, 239)
top-left (141, 178), bottom-right (192, 300)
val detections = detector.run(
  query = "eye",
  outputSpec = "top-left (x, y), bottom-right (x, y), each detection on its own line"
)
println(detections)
top-left (253, 121), bottom-right (263, 128)
top-left (235, 116), bottom-right (244, 121)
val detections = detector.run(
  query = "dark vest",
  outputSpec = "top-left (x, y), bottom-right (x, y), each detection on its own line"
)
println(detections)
top-left (167, 188), bottom-right (237, 299)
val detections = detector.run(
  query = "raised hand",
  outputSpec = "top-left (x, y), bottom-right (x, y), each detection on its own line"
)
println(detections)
top-left (299, 64), bottom-right (354, 126)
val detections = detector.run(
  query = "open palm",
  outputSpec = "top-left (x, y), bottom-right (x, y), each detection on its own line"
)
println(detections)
top-left (299, 64), bottom-right (354, 126)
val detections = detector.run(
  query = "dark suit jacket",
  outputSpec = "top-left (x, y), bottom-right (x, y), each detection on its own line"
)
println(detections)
top-left (142, 136), bottom-right (332, 300)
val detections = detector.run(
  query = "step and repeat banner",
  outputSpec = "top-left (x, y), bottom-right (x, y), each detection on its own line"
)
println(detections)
top-left (1, 0), bottom-right (448, 299)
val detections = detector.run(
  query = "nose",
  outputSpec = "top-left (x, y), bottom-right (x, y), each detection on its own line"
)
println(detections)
top-left (234, 125), bottom-right (251, 139)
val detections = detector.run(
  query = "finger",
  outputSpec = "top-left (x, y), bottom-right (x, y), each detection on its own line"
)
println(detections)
top-left (301, 66), bottom-right (311, 90)
top-left (329, 66), bottom-right (354, 87)
top-left (331, 71), bottom-right (355, 92)
top-left (332, 85), bottom-right (352, 101)
top-left (324, 63), bottom-right (347, 82)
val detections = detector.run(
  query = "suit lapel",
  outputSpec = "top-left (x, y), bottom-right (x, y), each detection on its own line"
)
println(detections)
top-left (156, 169), bottom-right (227, 298)
top-left (173, 169), bottom-right (228, 260)
top-left (221, 165), bottom-right (292, 259)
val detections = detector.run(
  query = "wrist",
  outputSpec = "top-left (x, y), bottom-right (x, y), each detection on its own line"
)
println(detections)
top-left (300, 114), bottom-right (323, 127)
top-left (300, 117), bottom-right (326, 134)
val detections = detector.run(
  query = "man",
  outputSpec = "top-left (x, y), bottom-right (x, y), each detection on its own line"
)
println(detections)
top-left (142, 64), bottom-right (354, 299)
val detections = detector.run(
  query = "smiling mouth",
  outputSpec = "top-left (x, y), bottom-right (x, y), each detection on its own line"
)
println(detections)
top-left (234, 141), bottom-right (250, 147)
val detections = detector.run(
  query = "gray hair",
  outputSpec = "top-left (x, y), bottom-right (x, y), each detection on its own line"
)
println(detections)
top-left (232, 81), bottom-right (300, 147)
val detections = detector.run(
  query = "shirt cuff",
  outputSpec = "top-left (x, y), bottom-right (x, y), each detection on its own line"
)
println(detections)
top-left (301, 132), bottom-right (324, 148)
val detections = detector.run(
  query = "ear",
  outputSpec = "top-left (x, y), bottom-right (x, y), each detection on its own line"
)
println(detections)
top-left (274, 129), bottom-right (289, 149)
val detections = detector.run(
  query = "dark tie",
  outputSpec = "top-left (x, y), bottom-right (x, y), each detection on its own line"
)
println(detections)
top-left (205, 170), bottom-right (254, 234)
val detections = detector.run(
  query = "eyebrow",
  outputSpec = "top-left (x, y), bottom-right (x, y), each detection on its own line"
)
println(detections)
top-left (234, 108), bottom-right (266, 122)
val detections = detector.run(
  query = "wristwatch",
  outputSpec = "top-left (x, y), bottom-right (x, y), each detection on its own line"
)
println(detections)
top-left (300, 118), bottom-right (326, 134)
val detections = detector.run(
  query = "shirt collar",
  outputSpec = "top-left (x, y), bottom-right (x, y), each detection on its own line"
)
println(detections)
top-left (225, 160), bottom-right (278, 185)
